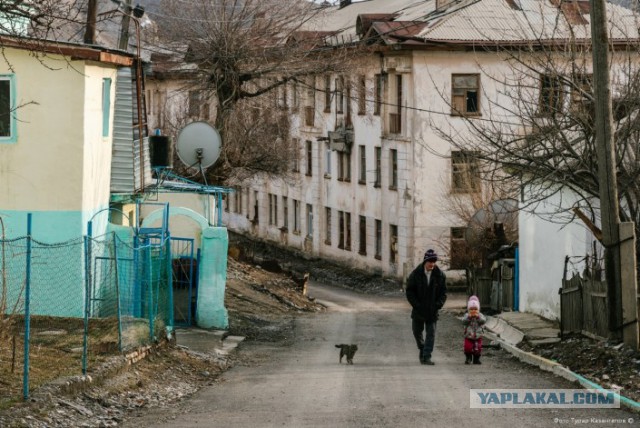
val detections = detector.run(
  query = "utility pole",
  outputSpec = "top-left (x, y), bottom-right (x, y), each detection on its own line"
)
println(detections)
top-left (589, 0), bottom-right (623, 341)
top-left (118, 0), bottom-right (132, 51)
top-left (83, 0), bottom-right (97, 44)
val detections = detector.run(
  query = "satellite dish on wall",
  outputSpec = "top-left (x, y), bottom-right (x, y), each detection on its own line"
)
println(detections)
top-left (176, 121), bottom-right (222, 169)
top-left (465, 198), bottom-right (518, 246)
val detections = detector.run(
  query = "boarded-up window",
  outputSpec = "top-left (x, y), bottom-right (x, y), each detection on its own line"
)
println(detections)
top-left (451, 74), bottom-right (480, 115)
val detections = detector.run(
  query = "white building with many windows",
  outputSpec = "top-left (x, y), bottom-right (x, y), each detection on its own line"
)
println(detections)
top-left (186, 0), bottom-right (637, 293)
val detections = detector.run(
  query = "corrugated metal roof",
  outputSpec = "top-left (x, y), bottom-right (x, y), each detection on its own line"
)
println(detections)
top-left (419, 0), bottom-right (639, 42)
top-left (306, 0), bottom-right (639, 46)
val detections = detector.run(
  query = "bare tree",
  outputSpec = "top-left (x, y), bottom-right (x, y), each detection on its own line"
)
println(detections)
top-left (430, 6), bottom-right (640, 264)
top-left (153, 0), bottom-right (359, 184)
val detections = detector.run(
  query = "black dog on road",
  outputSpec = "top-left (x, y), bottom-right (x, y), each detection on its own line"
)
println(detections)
top-left (335, 344), bottom-right (358, 364)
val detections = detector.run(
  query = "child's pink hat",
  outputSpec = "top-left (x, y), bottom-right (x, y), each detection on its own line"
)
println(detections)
top-left (467, 295), bottom-right (480, 311)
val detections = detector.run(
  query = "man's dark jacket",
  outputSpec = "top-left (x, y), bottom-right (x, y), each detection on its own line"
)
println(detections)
top-left (405, 264), bottom-right (447, 323)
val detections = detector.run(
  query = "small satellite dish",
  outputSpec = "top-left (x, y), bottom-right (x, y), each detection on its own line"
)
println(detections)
top-left (176, 121), bottom-right (222, 169)
top-left (465, 198), bottom-right (518, 245)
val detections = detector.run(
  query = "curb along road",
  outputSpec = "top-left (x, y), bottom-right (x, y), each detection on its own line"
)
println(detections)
top-left (483, 317), bottom-right (640, 413)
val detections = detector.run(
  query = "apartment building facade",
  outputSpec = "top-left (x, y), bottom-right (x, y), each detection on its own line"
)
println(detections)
top-left (220, 0), bottom-right (638, 283)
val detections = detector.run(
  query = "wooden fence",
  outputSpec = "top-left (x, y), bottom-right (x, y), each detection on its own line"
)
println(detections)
top-left (560, 273), bottom-right (609, 339)
top-left (468, 265), bottom-right (515, 313)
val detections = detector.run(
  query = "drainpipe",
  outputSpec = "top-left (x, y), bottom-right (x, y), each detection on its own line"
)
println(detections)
top-left (133, 17), bottom-right (146, 193)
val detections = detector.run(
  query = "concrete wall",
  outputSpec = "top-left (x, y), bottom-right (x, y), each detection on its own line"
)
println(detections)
top-left (141, 198), bottom-right (229, 329)
top-left (518, 186), bottom-right (595, 320)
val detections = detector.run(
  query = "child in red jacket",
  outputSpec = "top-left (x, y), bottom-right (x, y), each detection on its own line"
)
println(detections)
top-left (462, 295), bottom-right (486, 364)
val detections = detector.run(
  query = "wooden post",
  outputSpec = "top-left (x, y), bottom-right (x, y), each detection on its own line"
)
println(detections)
top-left (118, 0), bottom-right (132, 51)
top-left (589, 0), bottom-right (623, 341)
top-left (619, 223), bottom-right (639, 349)
top-left (83, 0), bottom-right (97, 44)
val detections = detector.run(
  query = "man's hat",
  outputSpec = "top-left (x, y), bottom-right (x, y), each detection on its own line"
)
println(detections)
top-left (423, 249), bottom-right (438, 263)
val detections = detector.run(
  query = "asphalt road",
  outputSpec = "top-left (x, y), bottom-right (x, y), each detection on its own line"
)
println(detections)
top-left (126, 282), bottom-right (639, 427)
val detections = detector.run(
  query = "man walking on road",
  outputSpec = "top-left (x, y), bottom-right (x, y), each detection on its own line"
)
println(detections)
top-left (406, 249), bottom-right (447, 365)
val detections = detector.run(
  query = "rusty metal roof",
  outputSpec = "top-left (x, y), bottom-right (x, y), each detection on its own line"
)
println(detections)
top-left (307, 0), bottom-right (640, 47)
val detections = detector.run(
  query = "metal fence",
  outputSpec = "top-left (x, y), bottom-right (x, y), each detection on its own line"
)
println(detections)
top-left (0, 216), bottom-right (173, 403)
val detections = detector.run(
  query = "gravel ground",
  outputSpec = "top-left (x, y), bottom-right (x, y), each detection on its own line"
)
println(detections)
top-left (0, 239), bottom-right (638, 427)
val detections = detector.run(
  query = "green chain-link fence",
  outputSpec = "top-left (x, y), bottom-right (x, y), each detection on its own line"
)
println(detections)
top-left (0, 220), bottom-right (173, 405)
